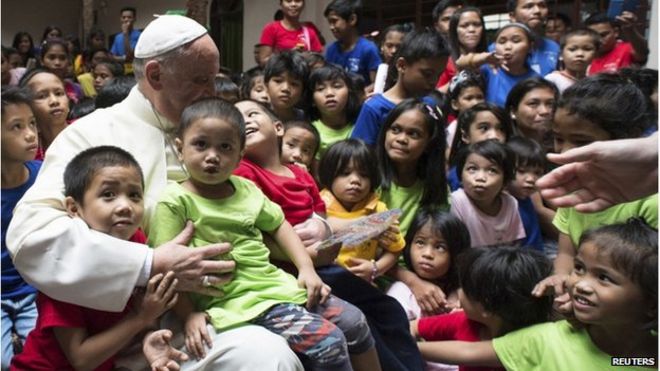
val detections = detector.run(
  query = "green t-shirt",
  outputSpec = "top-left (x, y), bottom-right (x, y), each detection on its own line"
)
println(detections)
top-left (379, 180), bottom-right (425, 238)
top-left (493, 320), bottom-right (653, 371)
top-left (149, 176), bottom-right (307, 330)
top-left (312, 119), bottom-right (354, 160)
top-left (553, 194), bottom-right (658, 246)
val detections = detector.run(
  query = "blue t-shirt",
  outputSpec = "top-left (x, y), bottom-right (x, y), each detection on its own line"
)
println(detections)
top-left (517, 196), bottom-right (543, 251)
top-left (488, 37), bottom-right (559, 76)
top-left (2, 160), bottom-right (41, 299)
top-left (110, 29), bottom-right (142, 57)
top-left (351, 94), bottom-right (437, 146)
top-left (481, 64), bottom-right (540, 108)
top-left (325, 37), bottom-right (382, 84)
top-left (447, 165), bottom-right (461, 192)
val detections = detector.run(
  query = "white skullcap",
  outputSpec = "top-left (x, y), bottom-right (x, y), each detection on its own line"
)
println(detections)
top-left (134, 15), bottom-right (207, 59)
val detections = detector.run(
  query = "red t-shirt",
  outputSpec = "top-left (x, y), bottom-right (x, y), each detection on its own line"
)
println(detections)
top-left (418, 311), bottom-right (504, 371)
top-left (233, 158), bottom-right (325, 226)
top-left (588, 41), bottom-right (635, 75)
top-left (436, 56), bottom-right (457, 89)
top-left (11, 230), bottom-right (147, 371)
top-left (260, 21), bottom-right (323, 52)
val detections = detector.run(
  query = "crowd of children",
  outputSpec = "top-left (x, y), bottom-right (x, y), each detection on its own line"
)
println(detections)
top-left (2, 0), bottom-right (658, 370)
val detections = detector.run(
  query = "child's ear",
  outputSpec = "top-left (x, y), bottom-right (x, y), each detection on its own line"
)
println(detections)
top-left (174, 137), bottom-right (184, 161)
top-left (64, 196), bottom-right (80, 218)
top-left (460, 129), bottom-right (470, 144)
top-left (274, 120), bottom-right (284, 137)
top-left (349, 13), bottom-right (358, 27)
top-left (395, 57), bottom-right (407, 75)
top-left (450, 99), bottom-right (459, 112)
top-left (145, 61), bottom-right (163, 90)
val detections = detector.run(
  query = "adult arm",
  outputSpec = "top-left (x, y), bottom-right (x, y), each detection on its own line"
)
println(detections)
top-left (122, 21), bottom-right (135, 62)
top-left (537, 133), bottom-right (658, 212)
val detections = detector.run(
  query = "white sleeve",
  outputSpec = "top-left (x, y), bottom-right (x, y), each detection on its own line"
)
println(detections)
top-left (6, 121), bottom-right (149, 312)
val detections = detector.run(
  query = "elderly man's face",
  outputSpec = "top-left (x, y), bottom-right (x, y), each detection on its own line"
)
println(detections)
top-left (160, 35), bottom-right (219, 122)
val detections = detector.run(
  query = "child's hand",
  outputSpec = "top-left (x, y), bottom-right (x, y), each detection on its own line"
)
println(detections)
top-left (137, 272), bottom-right (178, 327)
top-left (298, 267), bottom-right (330, 309)
top-left (532, 273), bottom-right (574, 316)
top-left (143, 330), bottom-right (189, 371)
top-left (345, 257), bottom-right (375, 283)
top-left (377, 223), bottom-right (401, 249)
top-left (409, 278), bottom-right (447, 316)
top-left (184, 312), bottom-right (213, 360)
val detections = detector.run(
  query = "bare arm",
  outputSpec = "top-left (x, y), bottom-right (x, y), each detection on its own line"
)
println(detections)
top-left (531, 192), bottom-right (558, 239)
top-left (54, 273), bottom-right (177, 371)
top-left (417, 340), bottom-right (502, 367)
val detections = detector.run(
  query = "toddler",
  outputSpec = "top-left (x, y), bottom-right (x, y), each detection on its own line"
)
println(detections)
top-left (149, 98), bottom-right (378, 370)
top-left (318, 139), bottom-right (405, 283)
top-left (545, 28), bottom-right (599, 93)
top-left (281, 120), bottom-right (320, 171)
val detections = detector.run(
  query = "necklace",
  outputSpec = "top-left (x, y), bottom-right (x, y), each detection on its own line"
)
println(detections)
top-left (149, 102), bottom-right (189, 178)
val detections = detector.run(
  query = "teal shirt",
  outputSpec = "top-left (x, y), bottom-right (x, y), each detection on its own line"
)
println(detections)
top-left (149, 177), bottom-right (307, 330)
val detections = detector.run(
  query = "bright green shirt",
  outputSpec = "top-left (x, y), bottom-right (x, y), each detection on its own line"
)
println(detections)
top-left (312, 119), bottom-right (354, 160)
top-left (493, 320), bottom-right (653, 371)
top-left (149, 177), bottom-right (307, 330)
top-left (553, 194), bottom-right (658, 246)
top-left (379, 180), bottom-right (425, 238)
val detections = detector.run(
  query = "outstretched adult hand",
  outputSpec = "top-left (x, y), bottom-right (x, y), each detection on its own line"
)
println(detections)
top-left (536, 133), bottom-right (658, 212)
top-left (153, 221), bottom-right (235, 296)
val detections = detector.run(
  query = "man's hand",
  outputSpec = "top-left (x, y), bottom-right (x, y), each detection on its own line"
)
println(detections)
top-left (153, 221), bottom-right (235, 296)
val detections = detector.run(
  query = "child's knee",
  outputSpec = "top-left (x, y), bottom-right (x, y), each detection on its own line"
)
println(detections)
top-left (340, 309), bottom-right (374, 354)
top-left (305, 324), bottom-right (350, 367)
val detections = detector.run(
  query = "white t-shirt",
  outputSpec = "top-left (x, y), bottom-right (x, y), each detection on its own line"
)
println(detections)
top-left (450, 188), bottom-right (526, 247)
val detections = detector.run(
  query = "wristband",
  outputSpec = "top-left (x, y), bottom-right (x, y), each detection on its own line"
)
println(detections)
top-left (370, 259), bottom-right (379, 282)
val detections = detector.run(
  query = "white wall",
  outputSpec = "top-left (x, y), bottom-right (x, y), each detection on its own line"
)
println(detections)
top-left (242, 0), bottom-right (333, 71)
top-left (647, 0), bottom-right (658, 69)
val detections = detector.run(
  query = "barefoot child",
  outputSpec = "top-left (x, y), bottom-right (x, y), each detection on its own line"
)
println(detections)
top-left (12, 146), bottom-right (180, 370)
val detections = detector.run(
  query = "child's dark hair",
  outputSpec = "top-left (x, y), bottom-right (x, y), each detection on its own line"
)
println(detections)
top-left (96, 59), bottom-right (125, 78)
top-left (69, 98), bottom-right (96, 120)
top-left (376, 98), bottom-right (447, 208)
top-left (494, 23), bottom-right (535, 46)
top-left (548, 12), bottom-right (572, 27)
top-left (264, 50), bottom-right (309, 84)
top-left (380, 23), bottom-right (414, 46)
top-left (448, 102), bottom-right (512, 166)
top-left (318, 138), bottom-right (379, 193)
top-left (239, 67), bottom-right (265, 100)
top-left (448, 7), bottom-right (488, 61)
top-left (215, 76), bottom-right (239, 103)
top-left (237, 98), bottom-right (281, 123)
top-left (1, 86), bottom-right (32, 115)
top-left (504, 77), bottom-right (558, 119)
top-left (447, 70), bottom-right (485, 114)
top-left (458, 245), bottom-right (553, 334)
top-left (179, 97), bottom-right (246, 149)
top-left (12, 31), bottom-right (35, 56)
top-left (403, 209), bottom-right (470, 293)
top-left (284, 120), bottom-right (321, 156)
top-left (618, 67), bottom-right (658, 131)
top-left (348, 72), bottom-right (366, 93)
top-left (506, 135), bottom-right (545, 170)
top-left (40, 38), bottom-right (69, 60)
top-left (432, 0), bottom-right (466, 24)
top-left (559, 73), bottom-right (647, 139)
top-left (455, 139), bottom-right (515, 185)
top-left (324, 0), bottom-right (362, 26)
top-left (308, 64), bottom-right (360, 122)
top-left (559, 28), bottom-right (600, 51)
top-left (86, 28), bottom-right (106, 49)
top-left (302, 51), bottom-right (326, 70)
top-left (64, 146), bottom-right (144, 204)
top-left (579, 218), bottom-right (658, 331)
top-left (2, 47), bottom-right (19, 60)
top-left (385, 29), bottom-right (449, 90)
top-left (95, 75), bottom-right (135, 109)
top-left (584, 12), bottom-right (614, 27)
top-left (18, 67), bottom-right (64, 89)
top-left (40, 26), bottom-right (62, 43)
